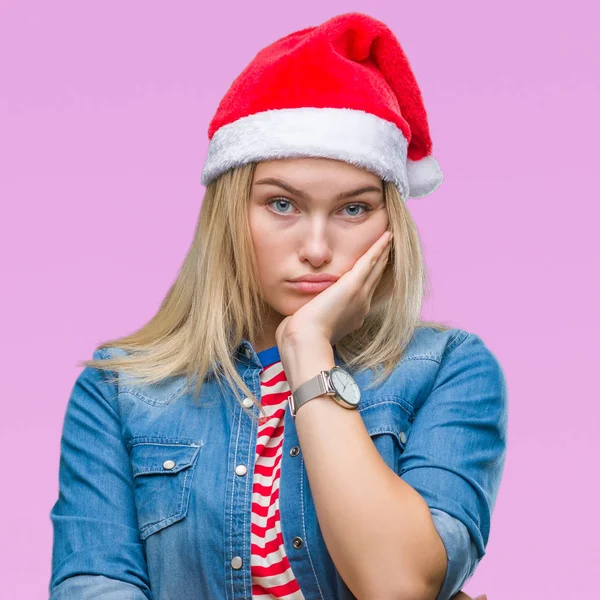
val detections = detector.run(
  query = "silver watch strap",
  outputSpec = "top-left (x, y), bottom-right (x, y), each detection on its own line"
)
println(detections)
top-left (290, 371), bottom-right (332, 416)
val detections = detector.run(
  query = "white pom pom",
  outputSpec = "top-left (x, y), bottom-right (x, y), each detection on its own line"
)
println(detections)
top-left (406, 155), bottom-right (444, 199)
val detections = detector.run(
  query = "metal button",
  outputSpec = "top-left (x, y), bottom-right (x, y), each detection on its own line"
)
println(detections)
top-left (235, 464), bottom-right (248, 476)
top-left (399, 431), bottom-right (407, 444)
top-left (290, 446), bottom-right (300, 457)
top-left (245, 348), bottom-right (253, 359)
top-left (242, 397), bottom-right (254, 408)
top-left (162, 460), bottom-right (176, 470)
top-left (230, 556), bottom-right (243, 569)
top-left (292, 537), bottom-right (304, 549)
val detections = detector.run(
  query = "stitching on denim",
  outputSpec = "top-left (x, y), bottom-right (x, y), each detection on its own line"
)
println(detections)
top-left (178, 467), bottom-right (189, 522)
top-left (230, 389), bottom-right (243, 600)
top-left (97, 348), bottom-right (122, 416)
top-left (139, 466), bottom-right (191, 535)
top-left (130, 445), bottom-right (200, 475)
top-left (396, 329), bottom-right (469, 365)
top-left (134, 444), bottom-right (201, 537)
top-left (142, 514), bottom-right (175, 537)
top-left (121, 379), bottom-right (190, 407)
top-left (127, 438), bottom-right (202, 453)
top-left (242, 389), bottom-right (252, 600)
top-left (401, 354), bottom-right (442, 363)
top-left (445, 329), bottom-right (469, 355)
top-left (300, 456), bottom-right (325, 600)
top-left (131, 441), bottom-right (202, 447)
top-left (120, 387), bottom-right (169, 407)
top-left (427, 329), bottom-right (471, 398)
top-left (359, 398), bottom-right (413, 418)
top-left (241, 368), bottom-right (259, 599)
top-left (166, 379), bottom-right (190, 404)
top-left (359, 400), bottom-right (412, 446)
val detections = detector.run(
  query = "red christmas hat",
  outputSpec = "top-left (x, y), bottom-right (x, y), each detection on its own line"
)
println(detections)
top-left (201, 12), bottom-right (443, 200)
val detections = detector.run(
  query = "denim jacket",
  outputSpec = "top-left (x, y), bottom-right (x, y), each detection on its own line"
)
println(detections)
top-left (49, 327), bottom-right (508, 600)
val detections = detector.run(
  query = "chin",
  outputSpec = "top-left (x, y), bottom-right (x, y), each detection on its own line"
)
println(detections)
top-left (263, 288), bottom-right (315, 317)
top-left (272, 298), bottom-right (308, 316)
top-left (281, 302), bottom-right (304, 315)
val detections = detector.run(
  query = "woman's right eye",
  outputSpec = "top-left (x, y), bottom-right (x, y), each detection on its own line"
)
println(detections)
top-left (265, 197), bottom-right (295, 214)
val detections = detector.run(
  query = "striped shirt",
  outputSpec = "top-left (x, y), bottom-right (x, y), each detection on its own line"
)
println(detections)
top-left (251, 345), bottom-right (305, 599)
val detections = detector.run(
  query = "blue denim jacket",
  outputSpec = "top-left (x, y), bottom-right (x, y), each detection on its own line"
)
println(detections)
top-left (49, 327), bottom-right (508, 600)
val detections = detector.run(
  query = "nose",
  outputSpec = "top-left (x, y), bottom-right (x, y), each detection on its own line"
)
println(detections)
top-left (297, 228), bottom-right (333, 266)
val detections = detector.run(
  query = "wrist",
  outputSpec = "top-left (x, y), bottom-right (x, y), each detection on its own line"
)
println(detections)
top-left (280, 339), bottom-right (335, 393)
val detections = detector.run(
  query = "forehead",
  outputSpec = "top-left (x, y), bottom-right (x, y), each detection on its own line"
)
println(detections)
top-left (252, 157), bottom-right (382, 188)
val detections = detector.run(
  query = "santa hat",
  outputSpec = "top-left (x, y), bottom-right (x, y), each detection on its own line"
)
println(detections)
top-left (200, 12), bottom-right (443, 200)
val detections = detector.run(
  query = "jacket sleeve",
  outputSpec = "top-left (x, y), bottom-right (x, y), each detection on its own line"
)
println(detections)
top-left (429, 508), bottom-right (480, 600)
top-left (49, 349), bottom-right (152, 600)
top-left (399, 332), bottom-right (509, 600)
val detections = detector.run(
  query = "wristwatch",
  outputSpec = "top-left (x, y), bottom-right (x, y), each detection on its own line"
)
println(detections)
top-left (288, 366), bottom-right (361, 419)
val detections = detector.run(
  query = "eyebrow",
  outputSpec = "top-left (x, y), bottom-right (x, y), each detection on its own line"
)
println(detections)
top-left (254, 177), bottom-right (383, 201)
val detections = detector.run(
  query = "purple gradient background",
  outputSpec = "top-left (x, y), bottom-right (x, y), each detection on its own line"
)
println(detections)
top-left (1, 2), bottom-right (598, 598)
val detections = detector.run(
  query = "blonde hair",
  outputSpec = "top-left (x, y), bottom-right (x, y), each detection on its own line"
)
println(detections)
top-left (82, 162), bottom-right (453, 422)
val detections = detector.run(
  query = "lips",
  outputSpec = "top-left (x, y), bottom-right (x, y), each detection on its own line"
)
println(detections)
top-left (287, 280), bottom-right (336, 293)
top-left (288, 275), bottom-right (339, 283)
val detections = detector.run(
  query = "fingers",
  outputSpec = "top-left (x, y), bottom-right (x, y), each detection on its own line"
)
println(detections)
top-left (358, 230), bottom-right (391, 276)
top-left (364, 231), bottom-right (393, 289)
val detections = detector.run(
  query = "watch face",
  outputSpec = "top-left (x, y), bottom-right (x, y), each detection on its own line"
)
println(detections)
top-left (330, 367), bottom-right (361, 407)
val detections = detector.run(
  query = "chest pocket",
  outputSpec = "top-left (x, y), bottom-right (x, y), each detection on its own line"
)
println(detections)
top-left (129, 438), bottom-right (202, 540)
top-left (359, 398), bottom-right (413, 471)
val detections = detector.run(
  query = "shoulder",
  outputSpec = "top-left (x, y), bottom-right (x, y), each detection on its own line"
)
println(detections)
top-left (69, 346), bottom-right (132, 410)
top-left (403, 326), bottom-right (468, 361)
top-left (398, 326), bottom-right (508, 416)
top-left (92, 346), bottom-right (130, 361)
top-left (408, 327), bottom-right (509, 429)
top-left (62, 348), bottom-right (124, 419)
top-left (406, 326), bottom-right (505, 377)
top-left (90, 346), bottom-right (188, 407)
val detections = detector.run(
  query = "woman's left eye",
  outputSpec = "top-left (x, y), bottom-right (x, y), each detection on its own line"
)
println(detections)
top-left (266, 198), bottom-right (372, 217)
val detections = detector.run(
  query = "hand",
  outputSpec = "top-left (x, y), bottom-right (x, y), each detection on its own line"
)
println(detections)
top-left (451, 592), bottom-right (487, 600)
top-left (275, 229), bottom-right (393, 348)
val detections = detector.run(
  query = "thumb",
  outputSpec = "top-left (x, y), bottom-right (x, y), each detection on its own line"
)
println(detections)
top-left (474, 596), bottom-right (487, 600)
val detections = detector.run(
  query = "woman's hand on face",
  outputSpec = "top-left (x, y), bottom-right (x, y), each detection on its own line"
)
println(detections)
top-left (275, 229), bottom-right (393, 349)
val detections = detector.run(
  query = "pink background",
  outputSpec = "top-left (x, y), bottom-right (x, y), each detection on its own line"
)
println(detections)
top-left (2, 1), bottom-right (598, 598)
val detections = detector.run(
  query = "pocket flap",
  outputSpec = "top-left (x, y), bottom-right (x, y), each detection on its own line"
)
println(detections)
top-left (130, 442), bottom-right (201, 477)
top-left (359, 398), bottom-right (413, 447)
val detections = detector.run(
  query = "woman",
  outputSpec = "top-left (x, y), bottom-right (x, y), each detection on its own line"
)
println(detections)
top-left (49, 12), bottom-right (503, 600)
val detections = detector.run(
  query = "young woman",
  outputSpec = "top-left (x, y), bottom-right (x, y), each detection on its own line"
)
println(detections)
top-left (49, 12), bottom-right (503, 600)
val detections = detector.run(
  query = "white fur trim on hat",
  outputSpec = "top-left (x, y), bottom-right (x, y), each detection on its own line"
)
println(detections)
top-left (201, 107), bottom-right (443, 200)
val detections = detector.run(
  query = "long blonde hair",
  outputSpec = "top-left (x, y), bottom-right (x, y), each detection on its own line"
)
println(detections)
top-left (82, 162), bottom-right (453, 422)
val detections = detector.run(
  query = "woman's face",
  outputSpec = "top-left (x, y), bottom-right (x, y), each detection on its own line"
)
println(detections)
top-left (247, 157), bottom-right (390, 344)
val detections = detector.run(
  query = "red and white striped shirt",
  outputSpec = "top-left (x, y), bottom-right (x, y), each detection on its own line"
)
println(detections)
top-left (250, 345), bottom-right (306, 600)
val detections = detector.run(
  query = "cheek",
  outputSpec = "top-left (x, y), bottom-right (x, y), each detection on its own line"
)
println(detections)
top-left (249, 209), bottom-right (286, 260)
top-left (249, 212), bottom-right (281, 283)
top-left (251, 233), bottom-right (282, 272)
top-left (249, 205), bottom-right (275, 240)
top-left (350, 219), bottom-right (391, 262)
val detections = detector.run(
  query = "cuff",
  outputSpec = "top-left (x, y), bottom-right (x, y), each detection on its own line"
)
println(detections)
top-left (429, 508), bottom-right (480, 600)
